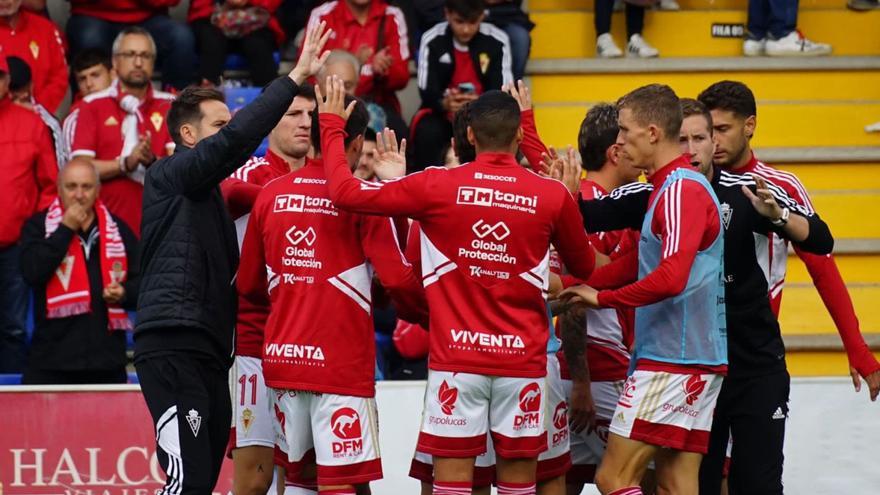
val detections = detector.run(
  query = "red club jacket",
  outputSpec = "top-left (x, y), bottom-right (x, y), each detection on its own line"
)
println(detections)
top-left (0, 10), bottom-right (68, 113)
top-left (70, 0), bottom-right (181, 24)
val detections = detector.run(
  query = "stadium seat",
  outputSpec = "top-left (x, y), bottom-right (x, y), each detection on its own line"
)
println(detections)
top-left (224, 86), bottom-right (269, 157)
top-left (127, 371), bottom-right (139, 384)
top-left (224, 51), bottom-right (281, 72)
top-left (0, 374), bottom-right (22, 385)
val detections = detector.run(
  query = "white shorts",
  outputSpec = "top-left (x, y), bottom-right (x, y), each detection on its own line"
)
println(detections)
top-left (231, 356), bottom-right (275, 450)
top-left (272, 389), bottom-right (382, 485)
top-left (610, 370), bottom-right (723, 453)
top-left (537, 354), bottom-right (571, 480)
top-left (418, 369), bottom-right (547, 458)
top-left (564, 379), bottom-right (624, 482)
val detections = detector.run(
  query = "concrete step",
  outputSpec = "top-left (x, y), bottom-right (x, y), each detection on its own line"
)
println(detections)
top-left (786, 350), bottom-right (880, 376)
top-left (761, 149), bottom-right (880, 165)
top-left (530, 10), bottom-right (880, 58)
top-left (526, 55), bottom-right (880, 75)
top-left (780, 283), bottom-right (880, 334)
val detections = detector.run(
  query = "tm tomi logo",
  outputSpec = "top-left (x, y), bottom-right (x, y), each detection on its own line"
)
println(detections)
top-left (450, 329), bottom-right (525, 350)
top-left (456, 186), bottom-right (538, 214)
top-left (264, 343), bottom-right (325, 361)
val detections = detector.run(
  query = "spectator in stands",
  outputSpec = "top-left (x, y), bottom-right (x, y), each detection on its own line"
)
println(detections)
top-left (71, 48), bottom-right (114, 103)
top-left (744, 0), bottom-right (831, 56)
top-left (594, 0), bottom-right (658, 58)
top-left (355, 127), bottom-right (378, 179)
top-left (19, 161), bottom-right (140, 385)
top-left (7, 56), bottom-right (65, 171)
top-left (66, 0), bottom-right (196, 91)
top-left (0, 0), bottom-right (68, 113)
top-left (0, 47), bottom-right (57, 373)
top-left (411, 0), bottom-right (512, 170)
top-left (68, 28), bottom-right (176, 237)
top-left (317, 49), bottom-right (361, 96)
top-left (188, 0), bottom-right (285, 87)
top-left (484, 0), bottom-right (533, 80)
top-left (305, 0), bottom-right (410, 136)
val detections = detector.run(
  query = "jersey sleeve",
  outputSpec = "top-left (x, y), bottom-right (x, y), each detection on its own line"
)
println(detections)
top-left (586, 246), bottom-right (638, 290)
top-left (39, 24), bottom-right (69, 114)
top-left (597, 180), bottom-right (719, 308)
top-left (69, 101), bottom-right (99, 158)
top-left (236, 192), bottom-right (270, 307)
top-left (320, 113), bottom-right (431, 217)
top-left (519, 109), bottom-right (549, 174)
top-left (220, 177), bottom-right (262, 220)
top-left (579, 184), bottom-right (651, 233)
top-left (551, 187), bottom-right (594, 281)
top-left (360, 215), bottom-right (428, 327)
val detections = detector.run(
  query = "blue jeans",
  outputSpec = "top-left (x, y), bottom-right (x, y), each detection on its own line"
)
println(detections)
top-left (747, 0), bottom-right (798, 40)
top-left (0, 245), bottom-right (28, 373)
top-left (66, 14), bottom-right (197, 90)
top-left (502, 23), bottom-right (531, 82)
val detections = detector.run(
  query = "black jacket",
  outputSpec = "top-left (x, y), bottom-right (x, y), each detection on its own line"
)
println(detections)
top-left (135, 76), bottom-right (304, 367)
top-left (579, 167), bottom-right (834, 378)
top-left (417, 21), bottom-right (512, 114)
top-left (20, 211), bottom-right (140, 371)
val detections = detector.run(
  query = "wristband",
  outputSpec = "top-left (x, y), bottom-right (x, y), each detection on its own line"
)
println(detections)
top-left (771, 207), bottom-right (790, 227)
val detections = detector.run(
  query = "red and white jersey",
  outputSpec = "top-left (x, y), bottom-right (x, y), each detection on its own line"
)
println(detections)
top-left (555, 180), bottom-right (635, 382)
top-left (237, 159), bottom-right (426, 397)
top-left (320, 113), bottom-right (595, 378)
top-left (737, 153), bottom-right (880, 377)
top-left (220, 150), bottom-right (295, 358)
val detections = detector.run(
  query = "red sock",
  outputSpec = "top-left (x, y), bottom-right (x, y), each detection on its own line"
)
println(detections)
top-left (432, 481), bottom-right (472, 495)
top-left (497, 481), bottom-right (536, 495)
top-left (608, 487), bottom-right (643, 495)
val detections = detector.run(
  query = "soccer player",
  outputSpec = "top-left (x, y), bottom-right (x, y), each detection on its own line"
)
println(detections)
top-left (219, 86), bottom-right (317, 495)
top-left (237, 91), bottom-right (427, 495)
top-left (575, 97), bottom-right (835, 495)
top-left (696, 81), bottom-right (877, 493)
top-left (319, 78), bottom-right (594, 495)
top-left (560, 84), bottom-right (726, 495)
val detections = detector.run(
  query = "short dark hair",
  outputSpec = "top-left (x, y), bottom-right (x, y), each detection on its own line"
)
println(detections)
top-left (680, 97), bottom-right (713, 133)
top-left (452, 102), bottom-right (476, 163)
top-left (468, 90), bottom-right (521, 151)
top-left (296, 83), bottom-right (316, 102)
top-left (577, 103), bottom-right (618, 172)
top-left (7, 56), bottom-right (32, 92)
top-left (167, 86), bottom-right (226, 147)
top-left (698, 80), bottom-right (757, 119)
top-left (445, 0), bottom-right (485, 20)
top-left (618, 84), bottom-right (682, 142)
top-left (364, 127), bottom-right (377, 143)
top-left (311, 95), bottom-right (370, 153)
top-left (72, 48), bottom-right (111, 74)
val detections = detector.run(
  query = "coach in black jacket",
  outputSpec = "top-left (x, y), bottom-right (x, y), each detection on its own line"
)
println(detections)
top-left (411, 0), bottom-right (513, 169)
top-left (133, 22), bottom-right (331, 494)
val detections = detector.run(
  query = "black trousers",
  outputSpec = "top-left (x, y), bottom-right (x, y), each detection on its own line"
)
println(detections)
top-left (136, 352), bottom-right (231, 494)
top-left (191, 19), bottom-right (279, 86)
top-left (595, 0), bottom-right (645, 38)
top-left (699, 370), bottom-right (790, 495)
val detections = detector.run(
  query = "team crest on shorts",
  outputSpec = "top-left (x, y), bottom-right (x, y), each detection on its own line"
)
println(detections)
top-left (683, 374), bottom-right (707, 406)
top-left (241, 408), bottom-right (254, 434)
top-left (438, 380), bottom-right (459, 415)
top-left (330, 407), bottom-right (363, 458)
top-left (513, 383), bottom-right (541, 430)
top-left (186, 409), bottom-right (202, 437)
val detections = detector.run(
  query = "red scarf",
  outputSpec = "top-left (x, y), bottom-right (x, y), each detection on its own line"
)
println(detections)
top-left (44, 198), bottom-right (132, 331)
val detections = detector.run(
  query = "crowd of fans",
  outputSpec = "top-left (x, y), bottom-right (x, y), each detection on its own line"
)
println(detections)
top-left (0, 0), bottom-right (845, 383)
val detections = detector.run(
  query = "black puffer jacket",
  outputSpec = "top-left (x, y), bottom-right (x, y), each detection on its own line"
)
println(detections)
top-left (135, 76), bottom-right (302, 367)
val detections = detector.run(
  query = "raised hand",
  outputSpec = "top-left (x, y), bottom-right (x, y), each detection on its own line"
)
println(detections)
top-left (290, 21), bottom-right (332, 85)
top-left (373, 128), bottom-right (407, 180)
top-left (315, 75), bottom-right (358, 121)
top-left (504, 79), bottom-right (533, 112)
top-left (850, 366), bottom-right (880, 402)
top-left (742, 175), bottom-right (784, 220)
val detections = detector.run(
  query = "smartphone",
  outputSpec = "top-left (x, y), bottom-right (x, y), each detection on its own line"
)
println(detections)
top-left (457, 82), bottom-right (476, 94)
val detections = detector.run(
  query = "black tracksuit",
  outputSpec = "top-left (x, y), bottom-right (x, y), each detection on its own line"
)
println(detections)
top-left (580, 167), bottom-right (833, 495)
top-left (135, 75), bottom-right (306, 494)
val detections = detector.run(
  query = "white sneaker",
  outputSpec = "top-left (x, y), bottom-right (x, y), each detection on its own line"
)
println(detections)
top-left (765, 31), bottom-right (832, 56)
top-left (627, 34), bottom-right (659, 58)
top-left (743, 38), bottom-right (766, 56)
top-left (597, 33), bottom-right (623, 58)
top-left (658, 0), bottom-right (680, 10)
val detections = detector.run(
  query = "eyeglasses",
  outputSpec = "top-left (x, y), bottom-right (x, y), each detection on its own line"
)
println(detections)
top-left (114, 51), bottom-right (156, 61)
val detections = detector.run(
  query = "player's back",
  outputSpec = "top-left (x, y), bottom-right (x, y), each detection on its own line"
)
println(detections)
top-left (412, 153), bottom-right (591, 379)
top-left (245, 160), bottom-right (379, 397)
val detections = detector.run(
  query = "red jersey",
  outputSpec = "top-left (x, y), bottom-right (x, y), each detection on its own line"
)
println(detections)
top-left (305, 0), bottom-right (409, 111)
top-left (70, 0), bottom-right (179, 23)
top-left (220, 150), bottom-right (294, 358)
top-left (68, 81), bottom-right (175, 235)
top-left (237, 159), bottom-right (427, 397)
top-left (320, 113), bottom-right (594, 378)
top-left (737, 153), bottom-right (880, 377)
top-left (0, 97), bottom-right (57, 247)
top-left (0, 11), bottom-right (68, 113)
top-left (555, 180), bottom-right (636, 382)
